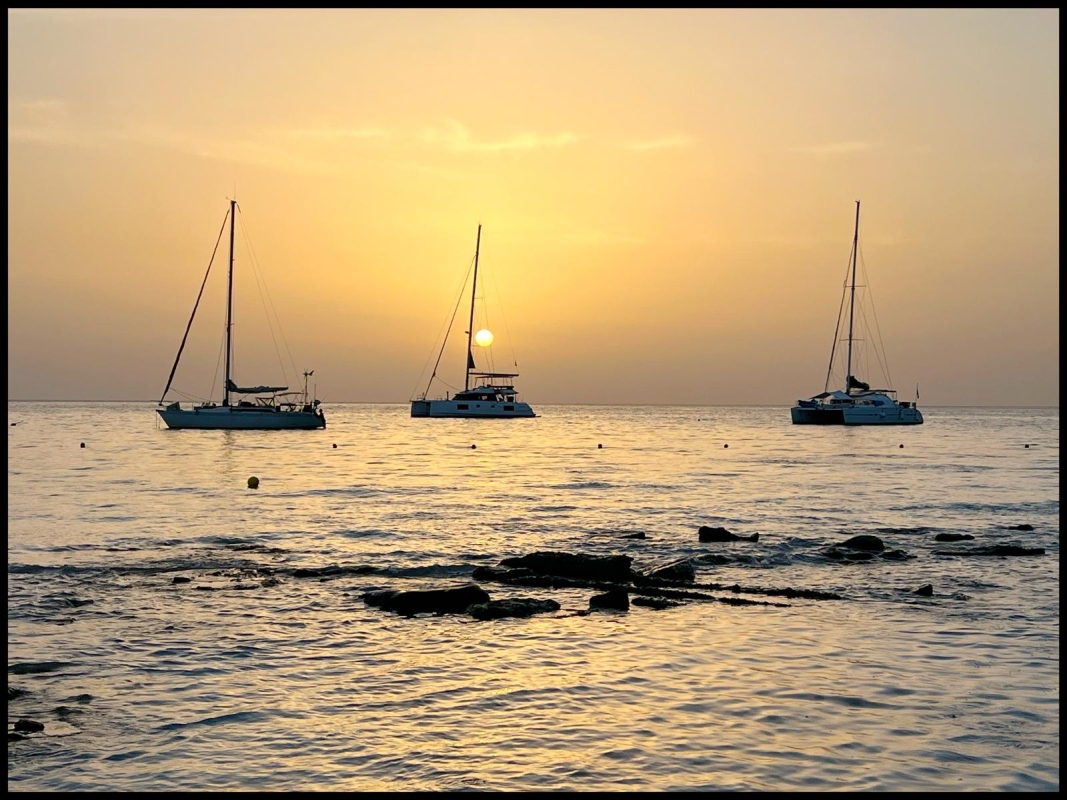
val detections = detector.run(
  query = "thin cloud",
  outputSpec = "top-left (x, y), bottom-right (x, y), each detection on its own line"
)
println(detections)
top-left (7, 98), bottom-right (88, 146)
top-left (9, 103), bottom-right (332, 174)
top-left (625, 135), bottom-right (699, 151)
top-left (788, 141), bottom-right (875, 156)
top-left (422, 119), bottom-right (582, 153)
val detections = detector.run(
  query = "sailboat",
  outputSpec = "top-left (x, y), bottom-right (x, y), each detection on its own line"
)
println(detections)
top-left (157, 199), bottom-right (326, 430)
top-left (791, 201), bottom-right (923, 426)
top-left (411, 224), bottom-right (536, 419)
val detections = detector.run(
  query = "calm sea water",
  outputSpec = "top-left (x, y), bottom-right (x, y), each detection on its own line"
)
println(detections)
top-left (7, 402), bottom-right (1059, 791)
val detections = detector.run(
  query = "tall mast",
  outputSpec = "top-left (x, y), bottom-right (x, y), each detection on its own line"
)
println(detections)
top-left (223, 198), bottom-right (236, 406)
top-left (464, 224), bottom-right (481, 392)
top-left (845, 200), bottom-right (860, 393)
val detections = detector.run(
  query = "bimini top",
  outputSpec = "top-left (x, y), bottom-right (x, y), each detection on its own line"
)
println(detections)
top-left (226, 379), bottom-right (288, 395)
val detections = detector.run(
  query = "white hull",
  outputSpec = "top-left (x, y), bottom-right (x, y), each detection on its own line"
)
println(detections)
top-left (410, 399), bottom-right (536, 418)
top-left (158, 405), bottom-right (325, 430)
top-left (791, 403), bottom-right (923, 425)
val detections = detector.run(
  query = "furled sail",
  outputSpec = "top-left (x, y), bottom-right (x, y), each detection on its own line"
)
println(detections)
top-left (226, 379), bottom-right (288, 394)
top-left (847, 375), bottom-right (870, 392)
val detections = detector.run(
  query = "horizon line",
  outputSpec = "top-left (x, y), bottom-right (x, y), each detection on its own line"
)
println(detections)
top-left (5, 399), bottom-right (1060, 410)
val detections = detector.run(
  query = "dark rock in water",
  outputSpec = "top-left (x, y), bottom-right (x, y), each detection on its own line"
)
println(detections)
top-left (1011, 524), bottom-right (1035, 531)
top-left (913, 584), bottom-right (934, 596)
top-left (644, 560), bottom-right (696, 583)
top-left (292, 565), bottom-right (374, 579)
top-left (172, 576), bottom-right (191, 584)
top-left (8, 687), bottom-right (29, 701)
top-left (499, 551), bottom-right (634, 582)
top-left (933, 545), bottom-right (1045, 557)
top-left (590, 588), bottom-right (629, 611)
top-left (632, 596), bottom-right (682, 610)
top-left (363, 583), bottom-right (491, 617)
top-left (935, 533), bottom-right (975, 542)
top-left (8, 733), bottom-right (25, 742)
top-left (880, 549), bottom-right (915, 561)
top-left (14, 719), bottom-right (44, 733)
top-left (468, 597), bottom-right (561, 621)
top-left (621, 532), bottom-right (646, 539)
top-left (698, 526), bottom-right (759, 543)
top-left (826, 547), bottom-right (875, 561)
top-left (838, 535), bottom-right (885, 552)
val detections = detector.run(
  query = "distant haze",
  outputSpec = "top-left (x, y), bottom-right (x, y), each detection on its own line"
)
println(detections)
top-left (7, 8), bottom-right (1058, 406)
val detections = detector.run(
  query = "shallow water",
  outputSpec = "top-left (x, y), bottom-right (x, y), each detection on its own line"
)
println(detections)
top-left (7, 402), bottom-right (1059, 790)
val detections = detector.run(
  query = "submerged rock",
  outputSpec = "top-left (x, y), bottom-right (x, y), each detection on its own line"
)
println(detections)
top-left (935, 533), bottom-right (975, 542)
top-left (912, 584), bottom-right (934, 596)
top-left (698, 526), bottom-right (759, 543)
top-left (589, 588), bottom-right (629, 611)
top-left (468, 597), bottom-right (560, 621)
top-left (933, 545), bottom-right (1045, 557)
top-left (363, 583), bottom-right (491, 617)
top-left (632, 596), bottom-right (682, 610)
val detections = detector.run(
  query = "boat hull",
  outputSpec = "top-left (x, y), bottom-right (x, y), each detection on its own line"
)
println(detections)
top-left (158, 406), bottom-right (326, 430)
top-left (791, 405), bottom-right (923, 425)
top-left (410, 399), bottom-right (536, 418)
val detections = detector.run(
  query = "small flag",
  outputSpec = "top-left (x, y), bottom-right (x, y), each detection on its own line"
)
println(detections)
top-left (467, 349), bottom-right (476, 370)
top-left (916, 384), bottom-right (920, 400)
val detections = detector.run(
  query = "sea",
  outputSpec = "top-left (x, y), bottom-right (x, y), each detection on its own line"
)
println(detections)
top-left (7, 402), bottom-right (1059, 791)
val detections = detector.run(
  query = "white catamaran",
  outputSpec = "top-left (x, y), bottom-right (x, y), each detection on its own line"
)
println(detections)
top-left (791, 201), bottom-right (923, 426)
top-left (157, 199), bottom-right (326, 430)
top-left (411, 224), bottom-right (536, 419)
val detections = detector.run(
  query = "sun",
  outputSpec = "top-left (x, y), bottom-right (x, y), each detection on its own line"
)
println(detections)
top-left (474, 328), bottom-right (494, 347)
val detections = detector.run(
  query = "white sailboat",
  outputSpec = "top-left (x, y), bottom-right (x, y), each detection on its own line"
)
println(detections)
top-left (411, 225), bottom-right (536, 419)
top-left (791, 201), bottom-right (923, 426)
top-left (157, 199), bottom-right (326, 430)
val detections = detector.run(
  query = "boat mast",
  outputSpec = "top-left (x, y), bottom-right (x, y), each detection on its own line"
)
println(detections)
top-left (464, 224), bottom-right (481, 392)
top-left (223, 198), bottom-right (236, 407)
top-left (845, 200), bottom-right (860, 393)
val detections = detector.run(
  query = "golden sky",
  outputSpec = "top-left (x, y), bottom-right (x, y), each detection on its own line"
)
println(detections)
top-left (7, 8), bottom-right (1059, 405)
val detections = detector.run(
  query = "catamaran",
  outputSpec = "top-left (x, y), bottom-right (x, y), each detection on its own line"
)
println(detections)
top-left (791, 201), bottom-right (923, 426)
top-left (411, 225), bottom-right (536, 419)
top-left (156, 199), bottom-right (326, 430)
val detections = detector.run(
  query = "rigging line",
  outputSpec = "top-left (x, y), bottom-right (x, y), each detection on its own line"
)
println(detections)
top-left (210, 326), bottom-right (226, 402)
top-left (857, 243), bottom-right (893, 389)
top-left (158, 208), bottom-right (229, 404)
top-left (823, 240), bottom-right (854, 392)
top-left (239, 217), bottom-right (289, 385)
top-left (237, 205), bottom-right (301, 382)
top-left (414, 253), bottom-right (476, 400)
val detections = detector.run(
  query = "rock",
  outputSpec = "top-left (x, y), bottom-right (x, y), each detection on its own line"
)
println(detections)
top-left (499, 552), bottom-right (634, 582)
top-left (933, 545), bottom-right (1045, 557)
top-left (589, 588), bottom-right (629, 611)
top-left (632, 596), bottom-right (681, 610)
top-left (172, 576), bottom-right (191, 584)
top-left (935, 533), bottom-right (975, 542)
top-left (698, 526), bottom-right (759, 543)
top-left (838, 534), bottom-right (885, 552)
top-left (912, 584), bottom-right (934, 596)
top-left (621, 532), bottom-right (646, 539)
top-left (468, 597), bottom-right (560, 621)
top-left (644, 560), bottom-right (696, 583)
top-left (1012, 524), bottom-right (1035, 531)
top-left (363, 584), bottom-right (491, 617)
top-left (13, 719), bottom-right (44, 733)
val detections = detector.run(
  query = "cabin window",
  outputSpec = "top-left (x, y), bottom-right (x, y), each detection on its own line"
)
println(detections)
top-left (456, 404), bottom-right (469, 410)
top-left (504, 405), bottom-right (514, 411)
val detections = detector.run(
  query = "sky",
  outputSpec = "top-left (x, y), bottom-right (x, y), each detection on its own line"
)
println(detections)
top-left (7, 8), bottom-right (1059, 406)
